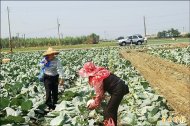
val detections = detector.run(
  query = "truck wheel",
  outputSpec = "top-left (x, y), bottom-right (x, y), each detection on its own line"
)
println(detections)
top-left (122, 42), bottom-right (126, 46)
top-left (137, 41), bottom-right (142, 45)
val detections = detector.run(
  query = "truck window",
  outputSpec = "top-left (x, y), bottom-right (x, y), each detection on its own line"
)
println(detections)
top-left (138, 35), bottom-right (143, 38)
top-left (133, 36), bottom-right (138, 39)
top-left (128, 36), bottom-right (132, 39)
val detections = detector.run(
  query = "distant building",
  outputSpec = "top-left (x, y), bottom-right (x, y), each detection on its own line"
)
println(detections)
top-left (180, 32), bottom-right (188, 37)
top-left (146, 34), bottom-right (157, 38)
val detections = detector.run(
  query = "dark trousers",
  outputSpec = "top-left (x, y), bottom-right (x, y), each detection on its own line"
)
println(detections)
top-left (104, 82), bottom-right (129, 126)
top-left (44, 74), bottom-right (59, 109)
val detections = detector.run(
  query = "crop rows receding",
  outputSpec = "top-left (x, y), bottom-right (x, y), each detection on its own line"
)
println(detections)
top-left (148, 46), bottom-right (190, 66)
top-left (0, 47), bottom-right (187, 126)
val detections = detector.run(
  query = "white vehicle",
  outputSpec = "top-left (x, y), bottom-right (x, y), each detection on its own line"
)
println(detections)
top-left (117, 34), bottom-right (144, 46)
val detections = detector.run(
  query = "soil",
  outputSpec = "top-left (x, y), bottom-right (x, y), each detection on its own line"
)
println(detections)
top-left (120, 48), bottom-right (190, 124)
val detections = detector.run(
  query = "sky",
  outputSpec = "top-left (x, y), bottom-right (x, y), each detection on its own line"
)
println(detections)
top-left (1, 1), bottom-right (189, 39)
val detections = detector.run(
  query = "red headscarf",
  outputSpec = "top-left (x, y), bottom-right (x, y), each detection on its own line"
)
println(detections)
top-left (79, 62), bottom-right (110, 85)
top-left (79, 62), bottom-right (110, 109)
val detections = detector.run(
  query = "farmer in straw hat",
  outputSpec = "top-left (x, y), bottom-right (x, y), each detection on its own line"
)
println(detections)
top-left (39, 47), bottom-right (64, 111)
top-left (78, 62), bottom-right (129, 126)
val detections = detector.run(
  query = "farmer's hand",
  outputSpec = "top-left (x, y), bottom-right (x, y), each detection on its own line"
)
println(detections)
top-left (59, 79), bottom-right (64, 85)
top-left (87, 100), bottom-right (97, 110)
top-left (88, 103), bottom-right (96, 110)
top-left (103, 118), bottom-right (115, 126)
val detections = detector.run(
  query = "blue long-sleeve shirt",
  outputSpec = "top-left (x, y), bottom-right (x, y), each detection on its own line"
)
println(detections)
top-left (39, 57), bottom-right (64, 79)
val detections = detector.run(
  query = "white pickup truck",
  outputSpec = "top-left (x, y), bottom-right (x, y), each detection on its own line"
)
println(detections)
top-left (117, 34), bottom-right (144, 46)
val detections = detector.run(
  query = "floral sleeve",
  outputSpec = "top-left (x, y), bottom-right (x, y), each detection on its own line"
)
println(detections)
top-left (91, 80), bottom-right (105, 108)
top-left (89, 69), bottom-right (110, 109)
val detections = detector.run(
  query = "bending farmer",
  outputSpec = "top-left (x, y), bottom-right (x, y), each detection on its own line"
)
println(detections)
top-left (78, 62), bottom-right (129, 126)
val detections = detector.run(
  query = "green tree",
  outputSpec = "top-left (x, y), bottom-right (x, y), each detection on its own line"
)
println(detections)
top-left (157, 28), bottom-right (180, 38)
top-left (157, 32), bottom-right (162, 38)
top-left (184, 33), bottom-right (190, 38)
top-left (86, 33), bottom-right (99, 44)
top-left (157, 30), bottom-right (167, 38)
top-left (168, 28), bottom-right (180, 37)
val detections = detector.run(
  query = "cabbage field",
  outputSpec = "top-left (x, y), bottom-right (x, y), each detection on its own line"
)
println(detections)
top-left (0, 47), bottom-right (188, 126)
top-left (148, 46), bottom-right (190, 66)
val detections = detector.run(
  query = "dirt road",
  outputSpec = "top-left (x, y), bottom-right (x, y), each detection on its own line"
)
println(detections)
top-left (120, 50), bottom-right (190, 123)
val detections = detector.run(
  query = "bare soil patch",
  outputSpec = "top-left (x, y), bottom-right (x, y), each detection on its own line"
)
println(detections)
top-left (120, 49), bottom-right (190, 123)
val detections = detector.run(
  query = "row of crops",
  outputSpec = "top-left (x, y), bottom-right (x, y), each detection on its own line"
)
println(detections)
top-left (148, 46), bottom-right (190, 66)
top-left (0, 47), bottom-right (188, 125)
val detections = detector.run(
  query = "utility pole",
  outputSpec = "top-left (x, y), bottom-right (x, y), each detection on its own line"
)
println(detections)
top-left (23, 34), bottom-right (26, 47)
top-left (60, 33), bottom-right (63, 39)
top-left (143, 16), bottom-right (147, 37)
top-left (143, 16), bottom-right (147, 43)
top-left (57, 18), bottom-right (61, 45)
top-left (7, 6), bottom-right (13, 53)
top-left (16, 33), bottom-right (19, 48)
top-left (104, 31), bottom-right (106, 41)
top-left (23, 34), bottom-right (25, 39)
top-left (16, 33), bottom-right (19, 38)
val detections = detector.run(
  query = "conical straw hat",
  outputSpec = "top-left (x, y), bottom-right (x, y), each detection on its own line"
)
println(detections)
top-left (43, 47), bottom-right (59, 56)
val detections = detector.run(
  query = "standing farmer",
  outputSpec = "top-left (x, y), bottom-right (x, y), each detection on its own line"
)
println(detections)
top-left (39, 47), bottom-right (64, 111)
top-left (79, 62), bottom-right (129, 126)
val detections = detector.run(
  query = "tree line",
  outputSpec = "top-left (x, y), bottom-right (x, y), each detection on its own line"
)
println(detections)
top-left (157, 28), bottom-right (190, 38)
top-left (0, 33), bottom-right (100, 48)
